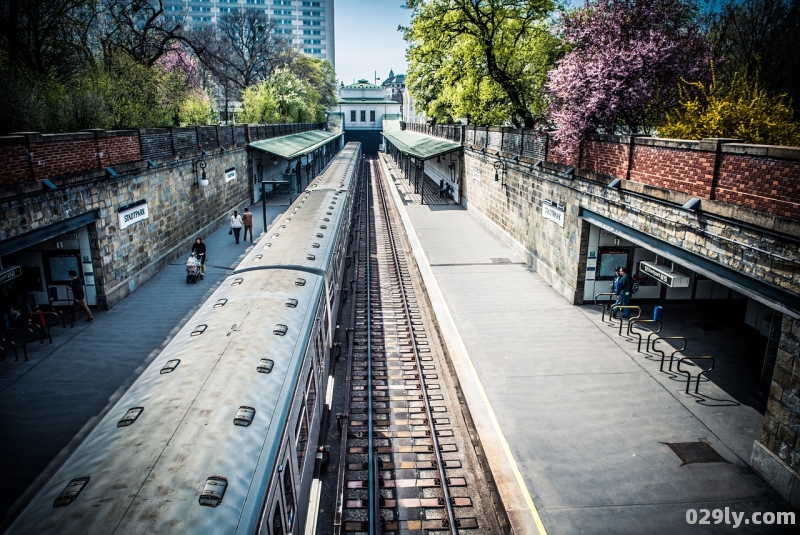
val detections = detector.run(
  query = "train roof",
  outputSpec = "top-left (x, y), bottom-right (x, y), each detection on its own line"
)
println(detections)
top-left (7, 268), bottom-right (325, 534)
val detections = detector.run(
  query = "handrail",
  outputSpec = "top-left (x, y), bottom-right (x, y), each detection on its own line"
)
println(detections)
top-left (594, 292), bottom-right (616, 322)
top-left (628, 319), bottom-right (663, 353)
top-left (612, 306), bottom-right (642, 336)
top-left (677, 356), bottom-right (716, 394)
top-left (652, 336), bottom-right (688, 372)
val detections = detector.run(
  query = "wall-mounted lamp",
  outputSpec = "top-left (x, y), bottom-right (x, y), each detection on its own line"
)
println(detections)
top-left (493, 159), bottom-right (507, 186)
top-left (448, 162), bottom-right (455, 170)
top-left (193, 155), bottom-right (208, 187)
top-left (271, 155), bottom-right (279, 165)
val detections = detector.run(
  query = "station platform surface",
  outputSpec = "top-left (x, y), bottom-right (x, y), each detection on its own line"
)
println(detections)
top-left (378, 154), bottom-right (797, 534)
top-left (0, 202), bottom-right (288, 527)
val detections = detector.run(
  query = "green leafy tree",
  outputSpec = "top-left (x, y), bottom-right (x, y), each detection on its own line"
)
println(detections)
top-left (402, 0), bottom-right (559, 127)
top-left (239, 80), bottom-right (280, 124)
top-left (179, 93), bottom-right (213, 125)
top-left (661, 68), bottom-right (800, 146)
top-left (287, 54), bottom-right (337, 109)
top-left (266, 69), bottom-right (322, 122)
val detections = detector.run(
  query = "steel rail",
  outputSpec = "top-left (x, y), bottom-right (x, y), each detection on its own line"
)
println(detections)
top-left (333, 158), bottom-right (366, 535)
top-left (366, 156), bottom-right (377, 535)
top-left (371, 159), bottom-right (459, 534)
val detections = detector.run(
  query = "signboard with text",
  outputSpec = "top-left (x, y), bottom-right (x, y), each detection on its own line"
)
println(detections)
top-left (639, 261), bottom-right (690, 287)
top-left (118, 203), bottom-right (149, 230)
top-left (225, 167), bottom-right (237, 182)
top-left (541, 200), bottom-right (565, 227)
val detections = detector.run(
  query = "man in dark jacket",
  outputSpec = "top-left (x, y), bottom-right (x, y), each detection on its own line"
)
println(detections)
top-left (68, 270), bottom-right (94, 323)
top-left (616, 267), bottom-right (633, 318)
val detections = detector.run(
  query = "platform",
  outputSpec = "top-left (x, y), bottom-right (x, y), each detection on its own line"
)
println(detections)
top-left (0, 202), bottom-right (288, 528)
top-left (378, 154), bottom-right (797, 534)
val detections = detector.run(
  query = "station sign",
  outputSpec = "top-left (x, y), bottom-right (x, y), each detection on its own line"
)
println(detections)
top-left (118, 201), bottom-right (149, 230)
top-left (225, 167), bottom-right (237, 182)
top-left (0, 265), bottom-right (21, 285)
top-left (639, 261), bottom-right (690, 287)
top-left (542, 200), bottom-right (565, 227)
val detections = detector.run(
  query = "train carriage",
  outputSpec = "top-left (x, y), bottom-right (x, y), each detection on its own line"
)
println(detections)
top-left (7, 143), bottom-right (363, 535)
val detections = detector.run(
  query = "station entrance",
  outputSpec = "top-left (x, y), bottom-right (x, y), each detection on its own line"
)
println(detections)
top-left (579, 210), bottom-right (792, 413)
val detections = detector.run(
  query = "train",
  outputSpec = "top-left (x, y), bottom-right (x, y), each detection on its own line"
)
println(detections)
top-left (6, 143), bottom-right (363, 534)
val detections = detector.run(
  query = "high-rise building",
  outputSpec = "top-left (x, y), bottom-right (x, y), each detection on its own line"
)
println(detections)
top-left (164, 0), bottom-right (335, 66)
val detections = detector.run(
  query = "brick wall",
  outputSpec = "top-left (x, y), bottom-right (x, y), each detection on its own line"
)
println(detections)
top-left (628, 141), bottom-right (716, 198)
top-left (402, 123), bottom-right (800, 220)
top-left (0, 123), bottom-right (323, 187)
top-left (717, 151), bottom-right (800, 218)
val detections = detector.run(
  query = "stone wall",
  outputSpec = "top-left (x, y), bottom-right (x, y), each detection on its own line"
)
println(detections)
top-left (0, 122), bottom-right (322, 186)
top-left (764, 316), bottom-right (800, 472)
top-left (0, 147), bottom-right (250, 309)
top-left (405, 123), bottom-right (800, 220)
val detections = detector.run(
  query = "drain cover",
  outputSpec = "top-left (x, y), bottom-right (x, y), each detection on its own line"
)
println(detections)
top-left (665, 441), bottom-right (726, 465)
top-left (490, 258), bottom-right (512, 264)
top-left (693, 321), bottom-right (722, 332)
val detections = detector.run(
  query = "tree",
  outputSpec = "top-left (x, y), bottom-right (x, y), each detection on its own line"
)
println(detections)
top-left (402, 0), bottom-right (559, 128)
top-left (179, 92), bottom-right (214, 126)
top-left (706, 0), bottom-right (800, 120)
top-left (546, 0), bottom-right (713, 155)
top-left (239, 80), bottom-right (280, 124)
top-left (287, 54), bottom-right (337, 109)
top-left (660, 67), bottom-right (800, 146)
top-left (0, 0), bottom-right (96, 79)
top-left (97, 0), bottom-right (185, 67)
top-left (190, 9), bottom-right (290, 119)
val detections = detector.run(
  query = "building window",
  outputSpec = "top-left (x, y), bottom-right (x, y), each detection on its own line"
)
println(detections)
top-left (360, 110), bottom-right (366, 122)
top-left (370, 110), bottom-right (375, 122)
top-left (350, 110), bottom-right (356, 122)
top-left (273, 9), bottom-right (291, 14)
top-left (302, 1), bottom-right (321, 5)
top-left (302, 20), bottom-right (321, 25)
top-left (302, 30), bottom-right (322, 35)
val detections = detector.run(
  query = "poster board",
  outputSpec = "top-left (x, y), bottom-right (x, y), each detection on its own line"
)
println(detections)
top-left (597, 248), bottom-right (629, 280)
top-left (46, 252), bottom-right (80, 284)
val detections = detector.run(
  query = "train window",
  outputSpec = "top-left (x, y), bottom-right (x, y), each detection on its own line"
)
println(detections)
top-left (53, 477), bottom-right (90, 507)
top-left (271, 503), bottom-right (285, 535)
top-left (191, 324), bottom-right (207, 336)
top-left (233, 406), bottom-right (256, 427)
top-left (199, 476), bottom-right (228, 507)
top-left (283, 467), bottom-right (295, 529)
top-left (117, 407), bottom-right (144, 427)
top-left (285, 298), bottom-right (298, 308)
top-left (160, 359), bottom-right (180, 373)
top-left (273, 324), bottom-right (288, 336)
top-left (306, 375), bottom-right (317, 425)
top-left (257, 359), bottom-right (274, 374)
top-left (295, 406), bottom-right (309, 469)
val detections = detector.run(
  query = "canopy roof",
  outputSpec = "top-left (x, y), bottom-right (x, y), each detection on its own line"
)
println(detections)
top-left (382, 130), bottom-right (461, 160)
top-left (249, 130), bottom-right (342, 160)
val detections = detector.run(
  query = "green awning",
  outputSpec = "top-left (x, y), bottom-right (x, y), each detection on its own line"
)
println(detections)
top-left (382, 130), bottom-right (461, 160)
top-left (249, 130), bottom-right (342, 160)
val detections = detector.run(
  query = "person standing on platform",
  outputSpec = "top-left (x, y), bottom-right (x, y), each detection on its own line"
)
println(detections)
top-left (610, 267), bottom-right (622, 317)
top-left (617, 267), bottom-right (633, 318)
top-left (230, 210), bottom-right (243, 244)
top-left (191, 237), bottom-right (207, 274)
top-left (242, 208), bottom-right (254, 243)
top-left (68, 270), bottom-right (94, 323)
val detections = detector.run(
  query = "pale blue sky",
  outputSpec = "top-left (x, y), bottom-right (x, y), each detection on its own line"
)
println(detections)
top-left (334, 0), bottom-right (411, 85)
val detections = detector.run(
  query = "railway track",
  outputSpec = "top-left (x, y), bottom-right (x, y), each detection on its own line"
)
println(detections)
top-left (332, 157), bottom-right (503, 534)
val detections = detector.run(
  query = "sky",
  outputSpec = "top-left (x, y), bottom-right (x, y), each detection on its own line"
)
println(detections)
top-left (334, 0), bottom-right (411, 86)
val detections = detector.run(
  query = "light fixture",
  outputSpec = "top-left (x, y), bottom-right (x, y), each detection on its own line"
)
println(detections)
top-left (271, 155), bottom-right (278, 165)
top-left (493, 159), bottom-right (507, 185)
top-left (193, 155), bottom-right (208, 187)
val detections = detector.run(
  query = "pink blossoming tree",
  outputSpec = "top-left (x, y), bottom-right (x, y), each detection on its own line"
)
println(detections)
top-left (546, 0), bottom-right (713, 156)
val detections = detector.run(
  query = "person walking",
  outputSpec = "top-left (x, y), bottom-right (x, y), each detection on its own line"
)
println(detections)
top-left (191, 237), bottom-right (207, 274)
top-left (68, 270), bottom-right (94, 323)
top-left (230, 210), bottom-right (244, 244)
top-left (242, 207), bottom-right (254, 243)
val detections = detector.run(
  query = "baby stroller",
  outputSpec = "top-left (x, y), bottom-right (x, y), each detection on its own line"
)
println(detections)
top-left (186, 253), bottom-right (203, 283)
